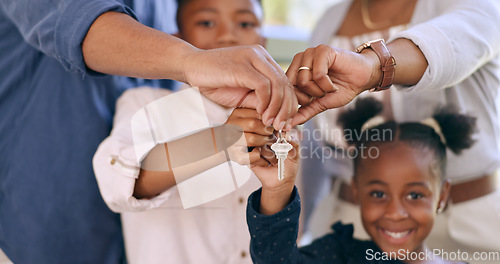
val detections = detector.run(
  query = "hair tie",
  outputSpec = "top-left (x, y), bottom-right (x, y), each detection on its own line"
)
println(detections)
top-left (420, 118), bottom-right (446, 145)
top-left (361, 116), bottom-right (385, 131)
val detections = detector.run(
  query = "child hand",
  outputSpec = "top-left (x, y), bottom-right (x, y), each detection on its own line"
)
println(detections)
top-left (250, 134), bottom-right (300, 215)
top-left (224, 108), bottom-right (276, 165)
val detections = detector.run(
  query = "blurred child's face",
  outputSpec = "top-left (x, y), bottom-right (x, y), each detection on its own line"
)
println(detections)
top-left (178, 0), bottom-right (264, 49)
top-left (352, 141), bottom-right (448, 255)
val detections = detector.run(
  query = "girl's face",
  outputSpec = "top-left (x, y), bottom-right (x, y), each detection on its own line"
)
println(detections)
top-left (352, 141), bottom-right (449, 255)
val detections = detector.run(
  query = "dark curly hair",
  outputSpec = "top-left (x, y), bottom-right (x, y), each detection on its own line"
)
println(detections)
top-left (337, 97), bottom-right (477, 179)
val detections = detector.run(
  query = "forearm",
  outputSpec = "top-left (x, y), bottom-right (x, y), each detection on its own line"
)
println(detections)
top-left (133, 151), bottom-right (228, 199)
top-left (386, 0), bottom-right (500, 90)
top-left (133, 125), bottom-right (244, 198)
top-left (362, 38), bottom-right (428, 91)
top-left (82, 11), bottom-right (196, 81)
top-left (388, 38), bottom-right (428, 86)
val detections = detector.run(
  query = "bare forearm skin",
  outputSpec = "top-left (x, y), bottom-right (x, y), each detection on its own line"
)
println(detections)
top-left (82, 11), bottom-right (195, 82)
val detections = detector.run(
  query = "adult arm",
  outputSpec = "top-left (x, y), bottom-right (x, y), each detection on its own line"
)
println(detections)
top-left (0, 0), bottom-right (296, 129)
top-left (0, 0), bottom-right (136, 74)
top-left (388, 0), bottom-right (500, 91)
top-left (288, 0), bottom-right (500, 126)
top-left (82, 11), bottom-right (296, 129)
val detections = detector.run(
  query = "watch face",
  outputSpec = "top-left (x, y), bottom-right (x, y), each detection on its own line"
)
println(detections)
top-left (355, 43), bottom-right (370, 53)
top-left (356, 39), bottom-right (385, 53)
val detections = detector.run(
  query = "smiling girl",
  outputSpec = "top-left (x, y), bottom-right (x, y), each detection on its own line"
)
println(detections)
top-left (247, 97), bottom-right (476, 263)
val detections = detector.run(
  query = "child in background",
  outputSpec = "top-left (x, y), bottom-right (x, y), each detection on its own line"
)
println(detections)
top-left (247, 97), bottom-right (475, 263)
top-left (93, 0), bottom-right (271, 263)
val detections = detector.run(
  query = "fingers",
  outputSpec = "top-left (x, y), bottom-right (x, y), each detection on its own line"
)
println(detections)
top-left (227, 109), bottom-right (274, 136)
top-left (243, 132), bottom-right (274, 147)
top-left (230, 145), bottom-right (261, 166)
top-left (260, 143), bottom-right (277, 166)
top-left (296, 48), bottom-right (325, 98)
top-left (286, 52), bottom-right (303, 86)
top-left (250, 157), bottom-right (271, 167)
top-left (187, 47), bottom-right (298, 130)
top-left (247, 46), bottom-right (285, 125)
top-left (295, 87), bottom-right (313, 106)
top-left (273, 83), bottom-right (297, 132)
top-left (286, 135), bottom-right (300, 163)
top-left (230, 107), bottom-right (262, 120)
top-left (251, 46), bottom-right (298, 130)
top-left (247, 147), bottom-right (262, 164)
top-left (290, 99), bottom-right (328, 127)
top-left (289, 88), bottom-right (299, 129)
top-left (287, 45), bottom-right (338, 99)
top-left (312, 45), bottom-right (337, 93)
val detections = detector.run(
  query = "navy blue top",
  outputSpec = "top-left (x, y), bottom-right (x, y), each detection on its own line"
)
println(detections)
top-left (0, 1), bottom-right (175, 263)
top-left (247, 188), bottom-right (404, 264)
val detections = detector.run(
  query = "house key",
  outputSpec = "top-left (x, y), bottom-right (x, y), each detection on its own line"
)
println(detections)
top-left (270, 130), bottom-right (293, 181)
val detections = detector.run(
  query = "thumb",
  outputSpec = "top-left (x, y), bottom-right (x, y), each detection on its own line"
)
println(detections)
top-left (290, 100), bottom-right (327, 126)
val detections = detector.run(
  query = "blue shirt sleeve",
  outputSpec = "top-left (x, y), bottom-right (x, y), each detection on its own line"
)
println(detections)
top-left (0, 0), bottom-right (137, 75)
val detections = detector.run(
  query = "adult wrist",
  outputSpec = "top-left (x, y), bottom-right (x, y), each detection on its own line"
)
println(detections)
top-left (356, 39), bottom-right (396, 91)
top-left (360, 49), bottom-right (383, 91)
top-left (178, 42), bottom-right (202, 84)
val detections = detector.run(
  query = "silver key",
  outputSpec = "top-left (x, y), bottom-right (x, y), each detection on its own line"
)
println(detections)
top-left (271, 130), bottom-right (293, 181)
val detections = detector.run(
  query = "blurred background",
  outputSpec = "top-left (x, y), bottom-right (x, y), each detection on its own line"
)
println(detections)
top-left (262, 0), bottom-right (341, 67)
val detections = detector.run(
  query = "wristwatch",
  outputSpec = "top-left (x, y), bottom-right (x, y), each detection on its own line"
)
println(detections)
top-left (355, 39), bottom-right (396, 91)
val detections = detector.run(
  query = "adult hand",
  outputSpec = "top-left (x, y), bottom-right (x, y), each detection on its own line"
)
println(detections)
top-left (83, 13), bottom-right (297, 131)
top-left (183, 45), bottom-right (298, 131)
top-left (286, 45), bottom-right (380, 126)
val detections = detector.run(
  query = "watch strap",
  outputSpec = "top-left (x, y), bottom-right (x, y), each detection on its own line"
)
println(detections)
top-left (355, 39), bottom-right (396, 91)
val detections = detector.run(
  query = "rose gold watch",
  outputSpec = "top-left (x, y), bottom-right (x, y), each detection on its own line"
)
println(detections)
top-left (355, 39), bottom-right (396, 91)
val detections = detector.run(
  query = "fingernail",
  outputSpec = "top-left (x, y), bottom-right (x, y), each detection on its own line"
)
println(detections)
top-left (278, 121), bottom-right (286, 130)
top-left (286, 123), bottom-right (292, 132)
top-left (265, 118), bottom-right (275, 127)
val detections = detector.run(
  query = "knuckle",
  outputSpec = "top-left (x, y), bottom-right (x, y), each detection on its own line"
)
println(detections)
top-left (256, 78), bottom-right (271, 90)
top-left (312, 72), bottom-right (324, 82)
top-left (248, 119), bottom-right (258, 129)
top-left (317, 44), bottom-right (328, 51)
top-left (297, 78), bottom-right (310, 88)
top-left (292, 52), bottom-right (304, 60)
top-left (246, 133), bottom-right (256, 144)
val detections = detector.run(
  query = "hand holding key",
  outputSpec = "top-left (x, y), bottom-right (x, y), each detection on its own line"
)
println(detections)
top-left (250, 131), bottom-right (299, 215)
